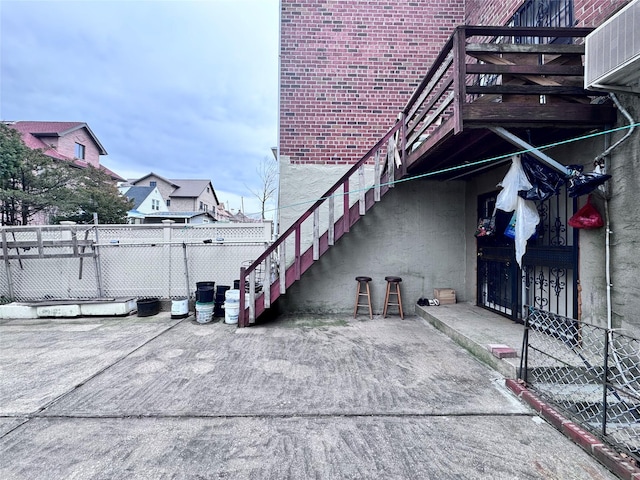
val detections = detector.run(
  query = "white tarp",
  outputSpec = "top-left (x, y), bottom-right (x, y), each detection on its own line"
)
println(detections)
top-left (495, 155), bottom-right (540, 267)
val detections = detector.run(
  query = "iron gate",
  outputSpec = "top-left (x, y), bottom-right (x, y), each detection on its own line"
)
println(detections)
top-left (477, 188), bottom-right (578, 322)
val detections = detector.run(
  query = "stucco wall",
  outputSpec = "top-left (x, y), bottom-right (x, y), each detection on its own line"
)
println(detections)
top-left (606, 93), bottom-right (640, 333)
top-left (276, 179), bottom-right (467, 315)
top-left (278, 155), bottom-right (375, 236)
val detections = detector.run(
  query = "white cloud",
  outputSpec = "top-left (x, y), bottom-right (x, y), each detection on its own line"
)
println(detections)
top-left (0, 0), bottom-right (279, 205)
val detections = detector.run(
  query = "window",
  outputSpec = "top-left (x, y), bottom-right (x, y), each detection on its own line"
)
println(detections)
top-left (166, 199), bottom-right (171, 207)
top-left (74, 143), bottom-right (85, 159)
top-left (510, 0), bottom-right (574, 44)
top-left (152, 199), bottom-right (160, 210)
top-left (150, 181), bottom-right (157, 187)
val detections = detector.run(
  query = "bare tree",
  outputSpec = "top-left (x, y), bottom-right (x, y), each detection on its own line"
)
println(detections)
top-left (247, 155), bottom-right (278, 220)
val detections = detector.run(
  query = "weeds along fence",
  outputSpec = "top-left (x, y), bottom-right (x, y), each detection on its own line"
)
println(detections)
top-left (0, 221), bottom-right (272, 302)
top-left (520, 306), bottom-right (640, 464)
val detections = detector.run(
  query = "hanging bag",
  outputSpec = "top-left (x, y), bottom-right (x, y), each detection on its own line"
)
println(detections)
top-left (475, 214), bottom-right (496, 237)
top-left (568, 196), bottom-right (604, 229)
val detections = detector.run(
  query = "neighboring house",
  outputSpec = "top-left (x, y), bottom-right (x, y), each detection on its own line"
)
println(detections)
top-left (271, 0), bottom-right (640, 336)
top-left (131, 173), bottom-right (220, 218)
top-left (2, 121), bottom-right (125, 225)
top-left (4, 121), bottom-right (124, 181)
top-left (118, 185), bottom-right (166, 224)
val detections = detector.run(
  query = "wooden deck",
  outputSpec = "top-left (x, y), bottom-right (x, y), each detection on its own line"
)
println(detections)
top-left (403, 26), bottom-right (617, 179)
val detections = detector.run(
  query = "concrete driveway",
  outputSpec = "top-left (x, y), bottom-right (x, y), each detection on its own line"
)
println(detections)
top-left (0, 314), bottom-right (616, 479)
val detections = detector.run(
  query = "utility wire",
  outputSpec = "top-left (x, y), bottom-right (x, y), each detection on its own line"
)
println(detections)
top-left (249, 122), bottom-right (640, 217)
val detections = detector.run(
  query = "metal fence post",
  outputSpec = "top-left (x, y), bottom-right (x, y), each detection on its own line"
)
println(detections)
top-left (162, 220), bottom-right (174, 298)
top-left (1, 230), bottom-right (15, 300)
top-left (601, 328), bottom-right (610, 437)
top-left (90, 221), bottom-right (105, 298)
top-left (182, 242), bottom-right (190, 300)
top-left (519, 309), bottom-right (530, 383)
top-left (239, 266), bottom-right (246, 327)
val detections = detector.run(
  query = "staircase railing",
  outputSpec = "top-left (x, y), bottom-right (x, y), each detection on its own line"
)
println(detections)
top-left (238, 120), bottom-right (403, 327)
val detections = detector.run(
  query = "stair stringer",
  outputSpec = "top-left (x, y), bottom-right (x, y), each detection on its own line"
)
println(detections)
top-left (249, 176), bottom-right (393, 321)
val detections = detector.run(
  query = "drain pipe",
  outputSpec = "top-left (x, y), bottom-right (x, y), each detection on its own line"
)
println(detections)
top-left (595, 93), bottom-right (636, 168)
top-left (604, 197), bottom-right (615, 332)
top-left (597, 93), bottom-right (636, 392)
top-left (597, 93), bottom-right (636, 331)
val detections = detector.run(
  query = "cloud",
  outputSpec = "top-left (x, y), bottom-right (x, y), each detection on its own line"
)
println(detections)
top-left (0, 0), bottom-right (279, 211)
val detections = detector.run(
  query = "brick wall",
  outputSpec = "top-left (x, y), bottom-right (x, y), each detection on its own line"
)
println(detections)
top-left (280, 0), bottom-right (465, 165)
top-left (280, 0), bottom-right (629, 167)
top-left (464, 0), bottom-right (629, 27)
top-left (574, 0), bottom-right (629, 26)
top-left (465, 0), bottom-right (522, 25)
top-left (56, 128), bottom-right (101, 167)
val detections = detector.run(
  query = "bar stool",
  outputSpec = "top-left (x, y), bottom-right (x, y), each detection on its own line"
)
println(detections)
top-left (383, 276), bottom-right (404, 319)
top-left (354, 276), bottom-right (373, 319)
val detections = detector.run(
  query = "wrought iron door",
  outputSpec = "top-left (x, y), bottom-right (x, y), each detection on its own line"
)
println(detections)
top-left (477, 188), bottom-right (578, 322)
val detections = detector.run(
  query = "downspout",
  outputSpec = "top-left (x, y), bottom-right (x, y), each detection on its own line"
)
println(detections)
top-left (597, 93), bottom-right (636, 391)
top-left (596, 93), bottom-right (636, 331)
top-left (274, 0), bottom-right (283, 241)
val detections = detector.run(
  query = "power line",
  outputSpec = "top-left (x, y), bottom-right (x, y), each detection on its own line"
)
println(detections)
top-left (249, 122), bottom-right (639, 217)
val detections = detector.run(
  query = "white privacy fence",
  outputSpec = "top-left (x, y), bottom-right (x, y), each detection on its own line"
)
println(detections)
top-left (0, 221), bottom-right (272, 302)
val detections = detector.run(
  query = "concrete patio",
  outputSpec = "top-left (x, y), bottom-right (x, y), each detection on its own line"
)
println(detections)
top-left (0, 307), bottom-right (621, 479)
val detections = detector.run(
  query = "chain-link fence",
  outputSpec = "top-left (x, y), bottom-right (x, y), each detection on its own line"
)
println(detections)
top-left (520, 306), bottom-right (640, 464)
top-left (0, 222), bottom-right (272, 302)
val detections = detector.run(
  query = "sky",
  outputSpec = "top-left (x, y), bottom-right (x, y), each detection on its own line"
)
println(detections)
top-left (0, 0), bottom-right (279, 218)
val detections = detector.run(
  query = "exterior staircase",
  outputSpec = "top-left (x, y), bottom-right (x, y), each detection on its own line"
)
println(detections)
top-left (238, 122), bottom-right (404, 326)
top-left (238, 25), bottom-right (613, 327)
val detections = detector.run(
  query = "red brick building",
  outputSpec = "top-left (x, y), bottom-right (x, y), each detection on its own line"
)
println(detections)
top-left (279, 0), bottom-right (627, 168)
top-left (272, 0), bottom-right (638, 337)
top-left (280, 1), bottom-right (464, 166)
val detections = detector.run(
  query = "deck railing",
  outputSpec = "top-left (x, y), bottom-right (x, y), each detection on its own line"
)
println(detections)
top-left (404, 25), bottom-right (595, 164)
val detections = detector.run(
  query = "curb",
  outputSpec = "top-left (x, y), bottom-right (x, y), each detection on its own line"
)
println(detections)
top-left (505, 379), bottom-right (640, 480)
top-left (416, 307), bottom-right (518, 379)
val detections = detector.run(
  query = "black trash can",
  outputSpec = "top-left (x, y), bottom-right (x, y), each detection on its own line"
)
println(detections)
top-left (196, 281), bottom-right (215, 302)
top-left (137, 298), bottom-right (160, 317)
top-left (214, 285), bottom-right (230, 317)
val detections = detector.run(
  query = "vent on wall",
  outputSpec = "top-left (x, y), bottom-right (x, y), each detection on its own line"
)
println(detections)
top-left (585, 0), bottom-right (640, 93)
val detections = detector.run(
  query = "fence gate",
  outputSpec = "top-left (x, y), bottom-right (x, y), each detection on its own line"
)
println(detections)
top-left (477, 188), bottom-right (578, 322)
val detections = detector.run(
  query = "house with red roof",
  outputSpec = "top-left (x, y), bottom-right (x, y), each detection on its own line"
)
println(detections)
top-left (4, 121), bottom-right (124, 181)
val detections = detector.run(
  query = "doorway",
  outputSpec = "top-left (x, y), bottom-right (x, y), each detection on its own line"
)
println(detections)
top-left (476, 188), bottom-right (578, 322)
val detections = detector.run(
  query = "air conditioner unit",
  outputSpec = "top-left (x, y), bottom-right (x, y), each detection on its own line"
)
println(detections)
top-left (585, 0), bottom-right (640, 93)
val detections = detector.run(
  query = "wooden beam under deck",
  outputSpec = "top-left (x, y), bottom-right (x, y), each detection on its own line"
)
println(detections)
top-left (462, 103), bottom-right (617, 125)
